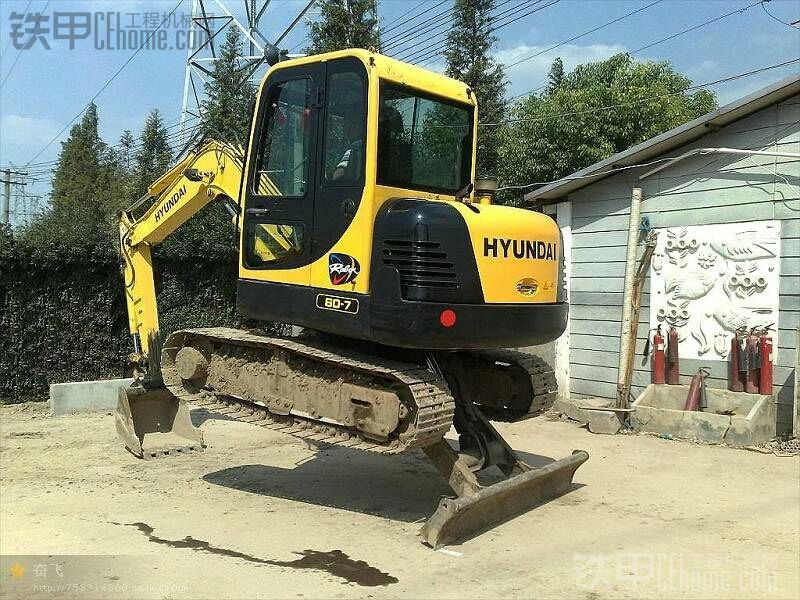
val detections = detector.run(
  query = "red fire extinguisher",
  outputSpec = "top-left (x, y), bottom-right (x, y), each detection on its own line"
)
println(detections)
top-left (745, 329), bottom-right (760, 394)
top-left (758, 326), bottom-right (774, 395)
top-left (666, 327), bottom-right (680, 385)
top-left (650, 326), bottom-right (666, 384)
top-left (728, 332), bottom-right (745, 392)
top-left (684, 367), bottom-right (710, 411)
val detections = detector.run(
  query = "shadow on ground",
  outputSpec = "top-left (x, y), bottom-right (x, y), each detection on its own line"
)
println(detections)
top-left (203, 443), bottom-right (563, 523)
top-left (190, 407), bottom-right (237, 427)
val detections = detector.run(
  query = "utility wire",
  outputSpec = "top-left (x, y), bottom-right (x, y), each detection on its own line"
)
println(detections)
top-left (380, 3), bottom-right (456, 49)
top-left (482, 58), bottom-right (800, 127)
top-left (0, 0), bottom-right (33, 60)
top-left (1, 0), bottom-right (50, 89)
top-left (631, 0), bottom-right (762, 54)
top-left (393, 0), bottom-right (522, 60)
top-left (508, 0), bottom-right (760, 102)
top-left (24, 0), bottom-right (185, 167)
top-left (406, 0), bottom-right (558, 65)
top-left (760, 0), bottom-right (800, 28)
top-left (503, 0), bottom-right (662, 70)
top-left (380, 0), bottom-right (447, 36)
top-left (417, 0), bottom-right (559, 65)
top-left (23, 115), bottom-right (201, 175)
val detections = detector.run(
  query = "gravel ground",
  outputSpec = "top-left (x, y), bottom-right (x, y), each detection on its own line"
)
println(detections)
top-left (0, 402), bottom-right (798, 600)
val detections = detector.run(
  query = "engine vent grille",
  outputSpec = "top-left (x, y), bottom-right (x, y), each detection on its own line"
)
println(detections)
top-left (382, 240), bottom-right (459, 290)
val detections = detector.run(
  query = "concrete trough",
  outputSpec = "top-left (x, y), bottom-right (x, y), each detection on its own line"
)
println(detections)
top-left (49, 378), bottom-right (133, 416)
top-left (631, 384), bottom-right (776, 446)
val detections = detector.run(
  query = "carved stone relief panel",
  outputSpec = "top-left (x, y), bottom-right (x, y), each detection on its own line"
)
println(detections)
top-left (649, 221), bottom-right (780, 360)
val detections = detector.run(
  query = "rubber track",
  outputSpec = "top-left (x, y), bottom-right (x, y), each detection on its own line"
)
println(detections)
top-left (470, 348), bottom-right (558, 422)
top-left (161, 327), bottom-right (455, 454)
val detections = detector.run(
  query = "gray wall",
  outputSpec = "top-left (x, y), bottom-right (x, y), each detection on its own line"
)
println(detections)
top-left (565, 94), bottom-right (799, 433)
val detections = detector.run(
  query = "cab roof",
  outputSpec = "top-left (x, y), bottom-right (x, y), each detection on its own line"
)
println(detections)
top-left (265, 49), bottom-right (476, 107)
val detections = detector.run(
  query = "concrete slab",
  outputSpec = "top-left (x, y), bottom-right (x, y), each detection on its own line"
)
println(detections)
top-left (587, 410), bottom-right (622, 435)
top-left (49, 378), bottom-right (133, 416)
top-left (631, 384), bottom-right (776, 446)
top-left (552, 397), bottom-right (611, 425)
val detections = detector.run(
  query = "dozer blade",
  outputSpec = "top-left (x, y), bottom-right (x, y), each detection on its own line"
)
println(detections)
top-left (115, 384), bottom-right (204, 459)
top-left (419, 450), bottom-right (589, 549)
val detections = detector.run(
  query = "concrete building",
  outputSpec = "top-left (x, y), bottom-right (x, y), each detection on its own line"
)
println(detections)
top-left (526, 74), bottom-right (799, 435)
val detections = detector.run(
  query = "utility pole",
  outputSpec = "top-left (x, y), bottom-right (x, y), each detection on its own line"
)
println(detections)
top-left (2, 169), bottom-right (11, 225)
top-left (1, 169), bottom-right (28, 226)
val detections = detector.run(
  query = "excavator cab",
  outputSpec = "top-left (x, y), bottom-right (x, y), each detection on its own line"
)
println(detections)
top-left (115, 49), bottom-right (586, 548)
top-left (236, 51), bottom-right (568, 350)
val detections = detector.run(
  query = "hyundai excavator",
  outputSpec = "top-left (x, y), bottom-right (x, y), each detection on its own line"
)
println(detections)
top-left (116, 49), bottom-right (588, 548)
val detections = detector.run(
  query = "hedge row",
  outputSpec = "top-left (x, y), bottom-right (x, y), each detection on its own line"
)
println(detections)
top-left (0, 252), bottom-right (243, 403)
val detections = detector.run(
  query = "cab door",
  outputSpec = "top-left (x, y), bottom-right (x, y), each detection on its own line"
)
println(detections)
top-left (242, 63), bottom-right (323, 283)
top-left (313, 58), bottom-right (368, 258)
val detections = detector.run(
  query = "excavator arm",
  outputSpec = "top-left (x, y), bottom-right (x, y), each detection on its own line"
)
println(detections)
top-left (119, 140), bottom-right (245, 363)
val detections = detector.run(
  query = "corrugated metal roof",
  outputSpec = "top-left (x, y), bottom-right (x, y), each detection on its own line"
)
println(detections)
top-left (524, 73), bottom-right (800, 202)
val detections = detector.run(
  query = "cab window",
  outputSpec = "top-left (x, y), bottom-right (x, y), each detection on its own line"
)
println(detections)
top-left (377, 82), bottom-right (473, 194)
top-left (323, 71), bottom-right (366, 183)
top-left (252, 78), bottom-right (312, 197)
top-left (245, 222), bottom-right (304, 266)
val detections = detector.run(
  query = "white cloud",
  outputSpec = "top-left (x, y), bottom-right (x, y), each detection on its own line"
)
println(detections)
top-left (1, 114), bottom-right (59, 146)
top-left (495, 42), bottom-right (628, 99)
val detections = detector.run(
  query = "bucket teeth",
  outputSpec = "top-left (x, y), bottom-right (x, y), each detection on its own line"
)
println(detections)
top-left (115, 385), bottom-right (205, 459)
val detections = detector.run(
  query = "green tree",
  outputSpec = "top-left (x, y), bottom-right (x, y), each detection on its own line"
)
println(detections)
top-left (26, 103), bottom-right (122, 254)
top-left (444, 0), bottom-right (507, 176)
top-left (51, 103), bottom-right (109, 209)
top-left (497, 54), bottom-right (717, 203)
top-left (131, 110), bottom-right (173, 200)
top-left (118, 129), bottom-right (136, 173)
top-left (306, 0), bottom-right (380, 54)
top-left (200, 26), bottom-right (256, 145)
top-left (546, 57), bottom-right (564, 96)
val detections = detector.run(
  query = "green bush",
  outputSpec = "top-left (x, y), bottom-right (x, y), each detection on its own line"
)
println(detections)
top-left (0, 232), bottom-right (245, 403)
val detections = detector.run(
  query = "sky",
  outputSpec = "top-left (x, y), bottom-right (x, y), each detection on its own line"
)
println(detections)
top-left (0, 0), bottom-right (798, 209)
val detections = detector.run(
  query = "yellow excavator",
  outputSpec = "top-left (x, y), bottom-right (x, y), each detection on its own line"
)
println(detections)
top-left (116, 49), bottom-right (588, 548)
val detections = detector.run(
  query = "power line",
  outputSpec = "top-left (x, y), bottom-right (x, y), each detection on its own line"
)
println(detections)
top-left (503, 0), bottom-right (663, 71)
top-left (0, 0), bottom-right (33, 60)
top-left (392, 0), bottom-right (522, 60)
top-left (24, 0), bottom-right (186, 167)
top-left (507, 0), bottom-right (759, 102)
top-left (760, 0), bottom-right (800, 28)
top-left (380, 0), bottom-right (446, 36)
top-left (1, 0), bottom-right (50, 89)
top-left (406, 0), bottom-right (559, 66)
top-left (22, 114), bottom-right (201, 172)
top-left (380, 3), bottom-right (456, 49)
top-left (482, 58), bottom-right (800, 127)
top-left (499, 117), bottom-right (800, 192)
top-left (631, 0), bottom-right (762, 54)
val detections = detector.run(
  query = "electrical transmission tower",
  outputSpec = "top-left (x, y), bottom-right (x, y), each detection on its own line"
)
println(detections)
top-left (179, 0), bottom-right (316, 146)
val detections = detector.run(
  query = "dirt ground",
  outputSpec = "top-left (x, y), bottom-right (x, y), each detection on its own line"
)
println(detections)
top-left (0, 402), bottom-right (797, 600)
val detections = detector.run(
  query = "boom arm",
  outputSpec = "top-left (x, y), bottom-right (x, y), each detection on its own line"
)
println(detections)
top-left (119, 140), bottom-right (245, 362)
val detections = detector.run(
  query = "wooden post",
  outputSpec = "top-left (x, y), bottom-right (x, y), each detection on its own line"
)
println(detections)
top-left (794, 327), bottom-right (799, 439)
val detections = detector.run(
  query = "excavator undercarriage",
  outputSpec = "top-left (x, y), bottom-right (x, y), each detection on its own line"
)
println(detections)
top-left (116, 327), bottom-right (587, 548)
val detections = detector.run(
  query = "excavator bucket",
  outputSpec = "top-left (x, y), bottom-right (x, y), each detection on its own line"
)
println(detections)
top-left (115, 384), bottom-right (204, 459)
top-left (420, 450), bottom-right (589, 549)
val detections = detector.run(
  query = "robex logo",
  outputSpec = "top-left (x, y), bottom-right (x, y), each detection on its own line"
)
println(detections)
top-left (154, 185), bottom-right (187, 223)
top-left (328, 253), bottom-right (361, 285)
top-left (484, 237), bottom-right (556, 260)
